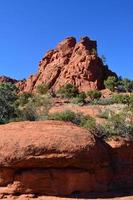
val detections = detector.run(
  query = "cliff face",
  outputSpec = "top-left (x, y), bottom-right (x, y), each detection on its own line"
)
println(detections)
top-left (16, 36), bottom-right (116, 93)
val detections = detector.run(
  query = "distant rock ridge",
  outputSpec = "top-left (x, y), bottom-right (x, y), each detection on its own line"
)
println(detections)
top-left (0, 36), bottom-right (117, 92)
top-left (0, 76), bottom-right (17, 84)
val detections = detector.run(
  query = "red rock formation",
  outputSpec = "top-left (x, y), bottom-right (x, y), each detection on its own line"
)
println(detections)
top-left (0, 121), bottom-right (113, 196)
top-left (0, 121), bottom-right (132, 198)
top-left (108, 138), bottom-right (133, 190)
top-left (0, 76), bottom-right (17, 84)
top-left (21, 36), bottom-right (117, 93)
top-left (0, 37), bottom-right (117, 93)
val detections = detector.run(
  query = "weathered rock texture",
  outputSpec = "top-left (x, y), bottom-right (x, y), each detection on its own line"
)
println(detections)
top-left (0, 121), bottom-right (112, 196)
top-left (0, 121), bottom-right (132, 197)
top-left (0, 76), bottom-right (17, 84)
top-left (107, 138), bottom-right (133, 190)
top-left (17, 37), bottom-right (117, 93)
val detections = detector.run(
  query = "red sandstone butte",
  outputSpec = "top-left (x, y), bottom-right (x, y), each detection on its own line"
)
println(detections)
top-left (17, 36), bottom-right (117, 93)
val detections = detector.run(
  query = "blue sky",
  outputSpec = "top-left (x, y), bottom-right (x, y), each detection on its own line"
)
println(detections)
top-left (0, 0), bottom-right (133, 80)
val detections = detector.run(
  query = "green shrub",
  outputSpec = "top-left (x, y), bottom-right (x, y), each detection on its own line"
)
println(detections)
top-left (72, 92), bottom-right (86, 105)
top-left (49, 110), bottom-right (76, 122)
top-left (100, 112), bottom-right (133, 139)
top-left (57, 84), bottom-right (78, 98)
top-left (79, 114), bottom-right (96, 130)
top-left (16, 94), bottom-right (52, 121)
top-left (97, 109), bottom-right (111, 119)
top-left (16, 92), bottom-right (33, 106)
top-left (36, 83), bottom-right (49, 95)
top-left (49, 110), bottom-right (96, 130)
top-left (121, 78), bottom-right (133, 92)
top-left (104, 76), bottom-right (118, 92)
top-left (112, 94), bottom-right (130, 104)
top-left (17, 102), bottom-right (38, 121)
top-left (129, 94), bottom-right (133, 105)
top-left (0, 83), bottom-right (18, 124)
top-left (91, 98), bottom-right (115, 105)
top-left (87, 90), bottom-right (101, 101)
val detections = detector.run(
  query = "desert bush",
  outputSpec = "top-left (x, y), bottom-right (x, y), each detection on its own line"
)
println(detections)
top-left (87, 90), bottom-right (101, 101)
top-left (121, 78), bottom-right (133, 93)
top-left (72, 92), bottom-right (86, 105)
top-left (36, 83), bottom-right (49, 95)
top-left (100, 112), bottom-right (133, 139)
top-left (0, 83), bottom-right (18, 124)
top-left (49, 110), bottom-right (76, 122)
top-left (16, 94), bottom-right (52, 121)
top-left (104, 76), bottom-right (118, 92)
top-left (79, 114), bottom-right (96, 130)
top-left (91, 97), bottom-right (115, 105)
top-left (97, 109), bottom-right (112, 119)
top-left (16, 92), bottom-right (33, 106)
top-left (57, 84), bottom-right (78, 98)
top-left (17, 101), bottom-right (38, 121)
top-left (112, 94), bottom-right (130, 104)
top-left (49, 110), bottom-right (96, 130)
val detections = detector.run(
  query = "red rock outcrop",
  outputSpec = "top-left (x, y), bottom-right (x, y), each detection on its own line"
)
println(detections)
top-left (108, 138), bottom-right (133, 190)
top-left (0, 121), bottom-right (132, 198)
top-left (20, 36), bottom-right (117, 93)
top-left (0, 76), bottom-right (17, 84)
top-left (0, 121), bottom-right (113, 196)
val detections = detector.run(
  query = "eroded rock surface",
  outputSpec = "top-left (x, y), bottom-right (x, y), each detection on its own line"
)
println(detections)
top-left (18, 37), bottom-right (116, 93)
top-left (0, 76), bottom-right (17, 84)
top-left (0, 121), bottom-right (112, 196)
top-left (0, 121), bottom-right (132, 198)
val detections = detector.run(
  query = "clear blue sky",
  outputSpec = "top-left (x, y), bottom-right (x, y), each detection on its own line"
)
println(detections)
top-left (0, 0), bottom-right (133, 80)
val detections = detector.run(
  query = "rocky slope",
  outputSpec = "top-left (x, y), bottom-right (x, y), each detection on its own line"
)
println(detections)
top-left (0, 37), bottom-right (117, 93)
top-left (0, 121), bottom-right (132, 198)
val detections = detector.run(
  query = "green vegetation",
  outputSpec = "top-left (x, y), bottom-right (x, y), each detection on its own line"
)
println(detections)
top-left (112, 94), bottom-right (130, 104)
top-left (87, 89), bottom-right (102, 101)
top-left (79, 114), bottom-right (96, 130)
top-left (49, 110), bottom-right (96, 131)
top-left (98, 111), bottom-right (133, 139)
top-left (36, 83), bottom-right (49, 95)
top-left (121, 78), bottom-right (133, 92)
top-left (49, 110), bottom-right (76, 122)
top-left (0, 81), bottom-right (133, 140)
top-left (92, 97), bottom-right (114, 105)
top-left (16, 94), bottom-right (52, 121)
top-left (0, 83), bottom-right (18, 124)
top-left (57, 84), bottom-right (78, 98)
top-left (91, 94), bottom-right (133, 105)
top-left (72, 92), bottom-right (86, 105)
top-left (16, 92), bottom-right (33, 106)
top-left (104, 76), bottom-right (118, 92)
top-left (104, 76), bottom-right (133, 93)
